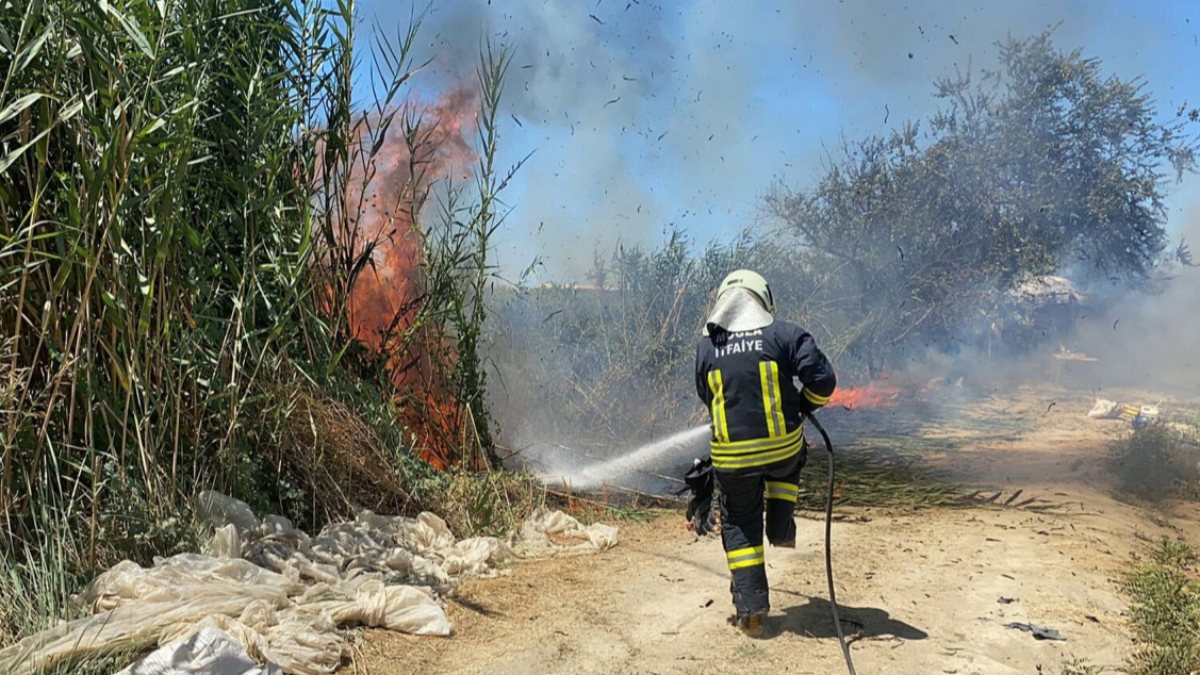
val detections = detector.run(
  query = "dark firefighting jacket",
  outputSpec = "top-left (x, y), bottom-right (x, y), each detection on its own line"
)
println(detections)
top-left (694, 321), bottom-right (836, 471)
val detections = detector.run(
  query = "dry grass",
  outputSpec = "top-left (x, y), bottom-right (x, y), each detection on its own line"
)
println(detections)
top-left (1059, 657), bottom-right (1106, 674)
top-left (797, 448), bottom-right (966, 512)
top-left (272, 388), bottom-right (420, 525)
top-left (423, 470), bottom-right (547, 538)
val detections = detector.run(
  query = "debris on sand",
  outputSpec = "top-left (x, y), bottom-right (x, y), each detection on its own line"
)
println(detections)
top-left (115, 627), bottom-right (280, 675)
top-left (1088, 398), bottom-right (1159, 428)
top-left (1005, 622), bottom-right (1065, 641)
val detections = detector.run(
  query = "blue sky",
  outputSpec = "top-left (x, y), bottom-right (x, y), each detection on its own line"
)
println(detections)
top-left (358, 0), bottom-right (1200, 282)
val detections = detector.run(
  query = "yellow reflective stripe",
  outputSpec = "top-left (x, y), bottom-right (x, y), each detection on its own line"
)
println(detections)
top-left (765, 481), bottom-right (799, 502)
top-left (726, 545), bottom-right (765, 570)
top-left (712, 439), bottom-right (803, 466)
top-left (759, 361), bottom-right (787, 438)
top-left (711, 427), bottom-right (803, 453)
top-left (708, 370), bottom-right (729, 443)
top-left (727, 545), bottom-right (764, 559)
top-left (712, 441), bottom-right (802, 470)
top-left (804, 387), bottom-right (831, 406)
top-left (759, 362), bottom-right (777, 438)
top-left (767, 362), bottom-right (787, 437)
top-left (765, 481), bottom-right (798, 495)
top-left (711, 433), bottom-right (802, 457)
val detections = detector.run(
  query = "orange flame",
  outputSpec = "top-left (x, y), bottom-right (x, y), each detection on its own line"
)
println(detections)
top-left (828, 381), bottom-right (904, 410)
top-left (337, 86), bottom-right (481, 468)
top-left (347, 86), bottom-right (478, 353)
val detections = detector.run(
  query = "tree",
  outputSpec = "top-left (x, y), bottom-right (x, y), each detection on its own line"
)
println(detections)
top-left (766, 30), bottom-right (1197, 372)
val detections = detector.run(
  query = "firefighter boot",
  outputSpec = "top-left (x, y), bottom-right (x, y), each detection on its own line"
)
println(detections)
top-left (737, 611), bottom-right (767, 638)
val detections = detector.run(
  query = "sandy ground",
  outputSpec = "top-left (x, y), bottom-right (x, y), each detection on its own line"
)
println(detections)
top-left (346, 386), bottom-right (1199, 675)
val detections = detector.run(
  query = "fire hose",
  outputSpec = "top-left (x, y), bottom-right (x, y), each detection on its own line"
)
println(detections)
top-left (803, 411), bottom-right (858, 675)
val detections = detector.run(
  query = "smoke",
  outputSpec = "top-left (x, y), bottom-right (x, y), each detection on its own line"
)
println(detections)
top-left (410, 0), bottom-right (676, 279)
top-left (1068, 214), bottom-right (1200, 396)
top-left (840, 210), bottom-right (1200, 398)
top-left (353, 0), bottom-right (1198, 282)
top-left (342, 1), bottom-right (1200, 486)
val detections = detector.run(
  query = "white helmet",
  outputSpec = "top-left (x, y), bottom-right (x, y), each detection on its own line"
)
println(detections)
top-left (716, 269), bottom-right (775, 314)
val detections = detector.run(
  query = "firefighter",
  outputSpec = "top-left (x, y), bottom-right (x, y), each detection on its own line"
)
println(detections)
top-left (693, 269), bottom-right (836, 637)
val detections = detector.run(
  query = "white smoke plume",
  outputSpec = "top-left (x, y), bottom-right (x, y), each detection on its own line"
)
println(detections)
top-left (355, 1), bottom-right (1200, 281)
top-left (1070, 215), bottom-right (1200, 396)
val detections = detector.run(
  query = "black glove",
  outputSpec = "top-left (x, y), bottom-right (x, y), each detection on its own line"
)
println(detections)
top-left (676, 457), bottom-right (716, 536)
top-left (688, 492), bottom-right (715, 536)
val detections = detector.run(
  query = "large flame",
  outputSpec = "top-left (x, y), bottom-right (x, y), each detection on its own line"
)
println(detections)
top-left (347, 86), bottom-right (478, 351)
top-left (338, 86), bottom-right (481, 468)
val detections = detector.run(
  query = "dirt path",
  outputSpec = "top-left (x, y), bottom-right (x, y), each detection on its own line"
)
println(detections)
top-left (349, 388), bottom-right (1197, 674)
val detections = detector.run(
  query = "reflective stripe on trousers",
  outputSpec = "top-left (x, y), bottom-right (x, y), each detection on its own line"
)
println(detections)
top-left (726, 545), bottom-right (765, 570)
top-left (765, 480), bottom-right (798, 503)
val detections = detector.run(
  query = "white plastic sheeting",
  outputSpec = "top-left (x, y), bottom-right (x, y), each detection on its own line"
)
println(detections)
top-left (0, 493), bottom-right (617, 675)
top-left (519, 508), bottom-right (619, 556)
top-left (116, 627), bottom-right (282, 675)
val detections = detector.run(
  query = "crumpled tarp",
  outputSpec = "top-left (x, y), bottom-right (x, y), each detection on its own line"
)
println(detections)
top-left (0, 493), bottom-right (617, 675)
top-left (518, 508), bottom-right (620, 556)
top-left (116, 626), bottom-right (282, 675)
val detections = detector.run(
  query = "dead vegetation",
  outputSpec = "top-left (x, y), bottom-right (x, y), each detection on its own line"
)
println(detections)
top-left (273, 389), bottom-right (421, 524)
top-left (1059, 657), bottom-right (1107, 675)
top-left (422, 470), bottom-right (547, 538)
top-left (1110, 424), bottom-right (1200, 502)
top-left (797, 448), bottom-right (965, 512)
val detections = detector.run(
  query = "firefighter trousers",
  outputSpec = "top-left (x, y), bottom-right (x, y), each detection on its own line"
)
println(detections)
top-left (714, 446), bottom-right (806, 616)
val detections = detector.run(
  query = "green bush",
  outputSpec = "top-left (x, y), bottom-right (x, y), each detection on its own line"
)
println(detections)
top-left (1124, 539), bottom-right (1200, 675)
top-left (767, 31), bottom-right (1197, 370)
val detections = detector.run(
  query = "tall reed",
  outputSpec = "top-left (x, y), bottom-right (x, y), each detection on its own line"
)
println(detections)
top-left (0, 0), bottom-right (515, 655)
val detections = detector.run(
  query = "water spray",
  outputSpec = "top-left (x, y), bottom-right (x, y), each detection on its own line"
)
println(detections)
top-left (533, 426), bottom-right (708, 490)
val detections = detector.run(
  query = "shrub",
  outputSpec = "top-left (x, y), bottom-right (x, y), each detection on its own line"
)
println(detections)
top-left (1111, 424), bottom-right (1200, 501)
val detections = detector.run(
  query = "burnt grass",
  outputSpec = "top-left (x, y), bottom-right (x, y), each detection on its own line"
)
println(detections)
top-left (796, 446), bottom-right (966, 512)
